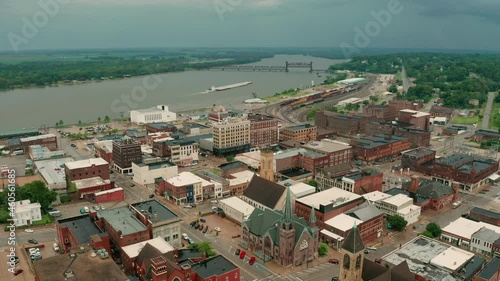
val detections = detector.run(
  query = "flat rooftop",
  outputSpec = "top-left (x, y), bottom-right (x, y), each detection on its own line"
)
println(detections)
top-left (283, 124), bottom-right (315, 131)
top-left (219, 196), bottom-right (255, 217)
top-left (363, 191), bottom-right (392, 202)
top-left (325, 213), bottom-right (363, 232)
top-left (65, 158), bottom-right (109, 170)
top-left (121, 237), bottom-right (174, 259)
top-left (229, 170), bottom-right (255, 186)
top-left (99, 206), bottom-right (147, 236)
top-left (192, 255), bottom-right (238, 279)
top-left (219, 160), bottom-right (248, 171)
top-left (476, 257), bottom-right (500, 280)
top-left (302, 139), bottom-right (351, 153)
top-left (382, 236), bottom-right (470, 281)
top-left (73, 177), bottom-right (110, 190)
top-left (402, 147), bottom-right (436, 158)
top-left (470, 207), bottom-right (500, 219)
top-left (296, 187), bottom-right (362, 209)
top-left (354, 134), bottom-right (408, 149)
top-left (442, 217), bottom-right (500, 239)
top-left (166, 172), bottom-right (212, 187)
top-left (134, 160), bottom-right (175, 170)
top-left (147, 122), bottom-right (177, 129)
top-left (400, 109), bottom-right (430, 117)
top-left (131, 199), bottom-right (179, 224)
top-left (382, 194), bottom-right (412, 207)
top-left (20, 133), bottom-right (55, 143)
top-left (34, 247), bottom-right (129, 281)
top-left (183, 122), bottom-right (210, 129)
top-left (34, 157), bottom-right (74, 187)
top-left (0, 128), bottom-right (39, 139)
top-left (58, 215), bottom-right (105, 245)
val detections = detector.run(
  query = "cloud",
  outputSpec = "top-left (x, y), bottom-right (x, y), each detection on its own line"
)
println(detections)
top-left (415, 0), bottom-right (500, 24)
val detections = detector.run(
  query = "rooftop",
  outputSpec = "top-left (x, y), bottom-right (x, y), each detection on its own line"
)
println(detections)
top-left (283, 123), bottom-right (316, 131)
top-left (219, 197), bottom-right (255, 218)
top-left (192, 255), bottom-right (238, 279)
top-left (228, 170), bottom-right (255, 186)
top-left (383, 236), bottom-right (471, 281)
top-left (302, 139), bottom-right (351, 153)
top-left (94, 140), bottom-right (113, 152)
top-left (382, 194), bottom-right (413, 207)
top-left (402, 147), bottom-right (436, 158)
top-left (470, 207), bottom-right (500, 219)
top-left (131, 199), bottom-right (179, 224)
top-left (147, 122), bottom-right (177, 130)
top-left (0, 128), bottom-right (39, 139)
top-left (183, 122), bottom-right (210, 129)
top-left (472, 227), bottom-right (499, 242)
top-left (65, 158), bottom-right (109, 170)
top-left (430, 105), bottom-right (454, 114)
top-left (34, 246), bottom-right (129, 281)
top-left (279, 166), bottom-right (313, 179)
top-left (73, 177), bottom-right (110, 190)
top-left (34, 157), bottom-right (74, 186)
top-left (476, 257), bottom-right (500, 280)
top-left (121, 237), bottom-right (174, 258)
top-left (325, 214), bottom-right (363, 232)
top-left (474, 129), bottom-right (500, 137)
top-left (219, 160), bottom-right (248, 171)
top-left (363, 191), bottom-right (393, 202)
top-left (58, 215), bottom-right (105, 245)
top-left (400, 109), bottom-right (430, 117)
top-left (20, 133), bottom-right (55, 143)
top-left (346, 201), bottom-right (383, 221)
top-left (166, 172), bottom-right (212, 187)
top-left (442, 217), bottom-right (500, 240)
top-left (353, 134), bottom-right (408, 149)
top-left (343, 169), bottom-right (380, 181)
top-left (274, 148), bottom-right (306, 160)
top-left (242, 175), bottom-right (286, 209)
top-left (134, 160), bottom-right (176, 170)
top-left (98, 206), bottom-right (148, 236)
top-left (296, 187), bottom-right (362, 209)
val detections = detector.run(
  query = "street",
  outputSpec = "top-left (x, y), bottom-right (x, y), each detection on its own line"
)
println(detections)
top-left (482, 92), bottom-right (496, 129)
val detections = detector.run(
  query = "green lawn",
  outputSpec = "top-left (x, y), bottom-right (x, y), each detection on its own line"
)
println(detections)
top-left (489, 103), bottom-right (500, 130)
top-left (452, 116), bottom-right (480, 125)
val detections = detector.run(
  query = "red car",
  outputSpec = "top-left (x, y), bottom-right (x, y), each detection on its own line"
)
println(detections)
top-left (328, 259), bottom-right (339, 264)
top-left (239, 251), bottom-right (246, 259)
top-left (14, 269), bottom-right (23, 276)
top-left (249, 256), bottom-right (256, 265)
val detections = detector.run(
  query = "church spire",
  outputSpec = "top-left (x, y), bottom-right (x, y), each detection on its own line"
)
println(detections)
top-left (283, 185), bottom-right (293, 223)
top-left (342, 223), bottom-right (365, 254)
top-left (309, 204), bottom-right (317, 230)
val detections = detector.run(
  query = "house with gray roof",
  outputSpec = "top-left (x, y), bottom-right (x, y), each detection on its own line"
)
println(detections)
top-left (470, 227), bottom-right (500, 256)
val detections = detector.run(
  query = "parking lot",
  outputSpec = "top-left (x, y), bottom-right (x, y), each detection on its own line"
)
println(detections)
top-left (185, 213), bottom-right (241, 240)
top-left (0, 154), bottom-right (29, 176)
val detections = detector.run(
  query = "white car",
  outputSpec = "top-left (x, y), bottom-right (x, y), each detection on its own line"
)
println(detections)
top-left (182, 233), bottom-right (189, 240)
top-left (25, 229), bottom-right (34, 233)
top-left (28, 248), bottom-right (40, 255)
top-left (53, 243), bottom-right (60, 252)
top-left (214, 227), bottom-right (221, 232)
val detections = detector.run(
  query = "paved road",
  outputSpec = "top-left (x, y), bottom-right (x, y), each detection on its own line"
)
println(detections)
top-left (401, 64), bottom-right (410, 93)
top-left (0, 227), bottom-right (57, 246)
top-left (482, 92), bottom-right (496, 129)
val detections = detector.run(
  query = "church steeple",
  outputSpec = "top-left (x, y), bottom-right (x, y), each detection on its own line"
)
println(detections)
top-left (342, 223), bottom-right (365, 254)
top-left (339, 223), bottom-right (365, 281)
top-left (309, 204), bottom-right (317, 231)
top-left (283, 185), bottom-right (293, 223)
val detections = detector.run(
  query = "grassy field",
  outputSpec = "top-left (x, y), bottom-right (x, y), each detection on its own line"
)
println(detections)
top-left (489, 102), bottom-right (500, 130)
top-left (451, 116), bottom-right (480, 125)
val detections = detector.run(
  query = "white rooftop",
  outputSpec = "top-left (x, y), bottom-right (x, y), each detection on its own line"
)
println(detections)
top-left (229, 170), bottom-right (255, 186)
top-left (320, 229), bottom-right (344, 241)
top-left (94, 140), bottom-right (113, 152)
top-left (73, 177), bottom-right (110, 190)
top-left (65, 158), bottom-right (109, 170)
top-left (121, 237), bottom-right (174, 259)
top-left (442, 217), bottom-right (500, 239)
top-left (363, 191), bottom-right (392, 202)
top-left (235, 151), bottom-right (261, 169)
top-left (219, 196), bottom-right (255, 217)
top-left (166, 172), bottom-right (212, 187)
top-left (430, 246), bottom-right (475, 272)
top-left (398, 204), bottom-right (421, 215)
top-left (274, 148), bottom-right (306, 160)
top-left (325, 214), bottom-right (363, 232)
top-left (432, 116), bottom-right (448, 122)
top-left (289, 182), bottom-right (316, 198)
top-left (95, 187), bottom-right (123, 196)
top-left (20, 133), bottom-right (55, 143)
top-left (34, 157), bottom-right (74, 187)
top-left (296, 187), bottom-right (362, 209)
top-left (400, 109), bottom-right (430, 117)
top-left (382, 194), bottom-right (412, 207)
top-left (15, 200), bottom-right (41, 213)
top-left (302, 139), bottom-right (351, 153)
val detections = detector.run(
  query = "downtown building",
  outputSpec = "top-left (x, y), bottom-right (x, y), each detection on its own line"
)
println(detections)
top-left (113, 136), bottom-right (142, 174)
top-left (247, 113), bottom-right (279, 149)
top-left (211, 117), bottom-right (250, 156)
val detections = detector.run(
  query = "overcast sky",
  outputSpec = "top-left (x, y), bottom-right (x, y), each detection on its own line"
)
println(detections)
top-left (1, 0), bottom-right (499, 52)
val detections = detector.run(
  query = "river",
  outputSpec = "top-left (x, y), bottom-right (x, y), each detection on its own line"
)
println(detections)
top-left (0, 55), bottom-right (346, 131)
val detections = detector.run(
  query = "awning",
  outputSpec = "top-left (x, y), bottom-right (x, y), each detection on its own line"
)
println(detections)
top-left (488, 173), bottom-right (500, 181)
top-left (320, 229), bottom-right (344, 241)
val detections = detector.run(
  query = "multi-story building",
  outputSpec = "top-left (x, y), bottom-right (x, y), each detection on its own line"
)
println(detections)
top-left (247, 113), bottom-right (279, 149)
top-left (472, 129), bottom-right (500, 142)
top-left (441, 217), bottom-right (500, 254)
top-left (351, 134), bottom-right (411, 163)
top-left (130, 105), bottom-right (176, 124)
top-left (73, 177), bottom-right (114, 200)
top-left (28, 145), bottom-right (65, 160)
top-left (132, 160), bottom-right (178, 185)
top-left (94, 140), bottom-right (113, 163)
top-left (280, 124), bottom-right (317, 142)
top-left (315, 111), bottom-right (372, 136)
top-left (429, 105), bottom-right (454, 120)
top-left (145, 122), bottom-right (177, 134)
top-left (301, 139), bottom-right (352, 166)
top-left (400, 176), bottom-right (458, 211)
top-left (211, 118), bottom-right (250, 156)
top-left (153, 139), bottom-right (199, 165)
top-left (241, 175), bottom-right (289, 211)
top-left (65, 157), bottom-right (110, 188)
top-left (158, 172), bottom-right (214, 204)
top-left (18, 133), bottom-right (58, 153)
top-left (474, 257), bottom-right (500, 281)
top-left (112, 137), bottom-right (142, 174)
top-left (470, 227), bottom-right (500, 256)
top-left (56, 214), bottom-right (110, 254)
top-left (431, 154), bottom-right (499, 191)
top-left (468, 207), bottom-right (500, 227)
top-left (398, 109), bottom-right (430, 131)
top-left (363, 104), bottom-right (393, 121)
top-left (13, 200), bottom-right (42, 226)
top-left (363, 192), bottom-right (421, 224)
top-left (180, 122), bottom-right (212, 136)
top-left (365, 120), bottom-right (431, 148)
top-left (98, 206), bottom-right (151, 249)
top-left (387, 99), bottom-right (423, 119)
top-left (219, 161), bottom-right (248, 178)
top-left (401, 147), bottom-right (436, 173)
top-left (131, 199), bottom-right (182, 247)
top-left (315, 169), bottom-right (383, 195)
top-left (294, 187), bottom-right (364, 230)
top-left (274, 148), bottom-right (328, 174)
top-left (218, 196), bottom-right (255, 224)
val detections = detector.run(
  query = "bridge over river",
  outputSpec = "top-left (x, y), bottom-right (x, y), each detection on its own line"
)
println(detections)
top-left (206, 61), bottom-right (328, 73)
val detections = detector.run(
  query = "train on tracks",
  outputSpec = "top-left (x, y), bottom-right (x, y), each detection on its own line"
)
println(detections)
top-left (279, 82), bottom-right (365, 108)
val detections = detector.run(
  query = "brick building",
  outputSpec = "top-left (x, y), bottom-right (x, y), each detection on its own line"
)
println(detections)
top-left (294, 187), bottom-right (364, 230)
top-left (387, 99), bottom-right (423, 119)
top-left (351, 135), bottom-right (411, 163)
top-left (315, 111), bottom-right (372, 136)
top-left (158, 172), bottom-right (215, 204)
top-left (73, 177), bottom-right (115, 200)
top-left (401, 147), bottom-right (436, 174)
top-left (442, 125), bottom-right (468, 136)
top-left (19, 134), bottom-right (58, 153)
top-left (474, 257), bottom-right (500, 281)
top-left (431, 154), bottom-right (499, 191)
top-left (98, 206), bottom-right (151, 249)
top-left (56, 214), bottom-right (111, 254)
top-left (274, 148), bottom-right (328, 174)
top-left (365, 121), bottom-right (431, 148)
top-left (145, 122), bottom-right (177, 134)
top-left (301, 139), bottom-right (353, 167)
top-left (398, 109), bottom-right (430, 131)
top-left (400, 176), bottom-right (458, 211)
top-left (64, 158), bottom-right (110, 188)
top-left (363, 104), bottom-right (392, 121)
top-left (468, 207), bottom-right (500, 227)
top-left (316, 169), bottom-right (383, 195)
top-left (94, 140), bottom-right (113, 163)
top-left (280, 124), bottom-right (317, 142)
top-left (429, 105), bottom-right (454, 120)
top-left (113, 136), bottom-right (142, 174)
top-left (218, 161), bottom-right (248, 178)
top-left (472, 129), bottom-right (500, 142)
top-left (248, 113), bottom-right (279, 149)
top-left (180, 122), bottom-right (212, 136)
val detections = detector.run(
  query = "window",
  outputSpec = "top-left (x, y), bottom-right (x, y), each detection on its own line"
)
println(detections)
top-left (356, 255), bottom-right (361, 269)
top-left (173, 234), bottom-right (178, 239)
top-left (343, 254), bottom-right (350, 269)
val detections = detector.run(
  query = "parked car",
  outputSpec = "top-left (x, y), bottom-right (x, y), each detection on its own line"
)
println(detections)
top-left (28, 239), bottom-right (38, 244)
top-left (190, 204), bottom-right (196, 208)
top-left (203, 226), bottom-right (208, 234)
top-left (198, 224), bottom-right (204, 230)
top-left (70, 144), bottom-right (77, 148)
top-left (364, 249), bottom-right (370, 254)
top-left (200, 218), bottom-right (206, 223)
top-left (190, 221), bottom-right (196, 227)
top-left (214, 227), bottom-right (221, 232)
top-left (13, 269), bottom-right (23, 276)
top-left (232, 234), bottom-right (241, 239)
top-left (193, 222), bottom-right (199, 229)
top-left (331, 277), bottom-right (338, 281)
top-left (249, 256), bottom-right (256, 265)
top-left (328, 259), bottom-right (339, 264)
top-left (239, 251), bottom-right (246, 259)
top-left (13, 256), bottom-right (19, 264)
top-left (84, 206), bottom-right (89, 213)
top-left (93, 206), bottom-right (100, 211)
top-left (183, 205), bottom-right (192, 209)
top-left (235, 249), bottom-right (241, 256)
top-left (80, 208), bottom-right (86, 214)
top-left (149, 194), bottom-right (155, 198)
top-left (29, 248), bottom-right (40, 255)
top-left (375, 258), bottom-right (382, 264)
top-left (24, 229), bottom-right (34, 233)
top-left (182, 233), bottom-right (189, 240)
top-left (53, 243), bottom-right (60, 252)
top-left (366, 246), bottom-right (377, 251)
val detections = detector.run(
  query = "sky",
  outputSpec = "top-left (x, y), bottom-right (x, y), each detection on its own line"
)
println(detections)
top-left (0, 0), bottom-right (499, 52)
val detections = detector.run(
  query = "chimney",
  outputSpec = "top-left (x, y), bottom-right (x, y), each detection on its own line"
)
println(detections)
top-left (151, 256), bottom-right (169, 281)
top-left (410, 176), bottom-right (419, 193)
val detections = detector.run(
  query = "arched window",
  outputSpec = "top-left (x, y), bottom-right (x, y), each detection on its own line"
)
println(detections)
top-left (356, 255), bottom-right (362, 269)
top-left (264, 236), bottom-right (272, 248)
top-left (173, 278), bottom-right (182, 281)
top-left (343, 254), bottom-right (350, 269)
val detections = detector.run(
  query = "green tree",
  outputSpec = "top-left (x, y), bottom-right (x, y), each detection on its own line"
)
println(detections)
top-left (369, 95), bottom-right (379, 102)
top-left (425, 222), bottom-right (442, 238)
top-left (188, 242), bottom-right (216, 257)
top-left (120, 112), bottom-right (124, 121)
top-left (318, 243), bottom-right (329, 257)
top-left (421, 230), bottom-right (433, 238)
top-left (388, 84), bottom-right (398, 93)
top-left (104, 115), bottom-right (110, 122)
top-left (1, 180), bottom-right (58, 211)
top-left (97, 116), bottom-right (101, 123)
top-left (226, 155), bottom-right (235, 162)
top-left (78, 120), bottom-right (82, 126)
top-left (362, 100), bottom-right (370, 106)
top-left (58, 120), bottom-right (64, 126)
top-left (388, 215), bottom-right (408, 231)
top-left (306, 180), bottom-right (318, 188)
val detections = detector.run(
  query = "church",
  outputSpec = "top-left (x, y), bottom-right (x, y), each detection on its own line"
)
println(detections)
top-left (338, 225), bottom-right (415, 281)
top-left (241, 184), bottom-right (319, 267)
